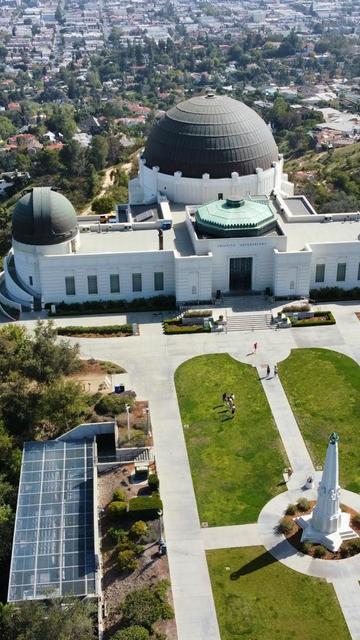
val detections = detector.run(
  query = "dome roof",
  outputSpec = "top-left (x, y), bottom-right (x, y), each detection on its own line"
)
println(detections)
top-left (12, 187), bottom-right (78, 246)
top-left (195, 196), bottom-right (277, 238)
top-left (143, 94), bottom-right (279, 179)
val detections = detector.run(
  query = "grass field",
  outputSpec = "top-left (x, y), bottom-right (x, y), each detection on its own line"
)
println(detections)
top-left (279, 348), bottom-right (360, 492)
top-left (175, 354), bottom-right (288, 526)
top-left (207, 546), bottom-right (350, 640)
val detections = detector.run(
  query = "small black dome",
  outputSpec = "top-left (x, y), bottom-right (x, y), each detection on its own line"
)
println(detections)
top-left (143, 94), bottom-right (279, 179)
top-left (12, 187), bottom-right (78, 246)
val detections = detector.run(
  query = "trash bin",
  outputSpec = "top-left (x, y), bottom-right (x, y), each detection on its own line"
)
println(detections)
top-left (114, 385), bottom-right (121, 394)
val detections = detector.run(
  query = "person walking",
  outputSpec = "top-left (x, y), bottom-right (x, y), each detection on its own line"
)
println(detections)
top-left (222, 392), bottom-right (227, 403)
top-left (231, 405), bottom-right (236, 416)
top-left (253, 341), bottom-right (258, 353)
top-left (266, 364), bottom-right (270, 377)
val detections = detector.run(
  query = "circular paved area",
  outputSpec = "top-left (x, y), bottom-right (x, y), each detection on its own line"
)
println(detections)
top-left (258, 489), bottom-right (360, 581)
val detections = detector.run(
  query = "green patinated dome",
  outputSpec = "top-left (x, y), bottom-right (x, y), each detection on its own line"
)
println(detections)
top-left (12, 187), bottom-right (78, 246)
top-left (195, 196), bottom-right (277, 238)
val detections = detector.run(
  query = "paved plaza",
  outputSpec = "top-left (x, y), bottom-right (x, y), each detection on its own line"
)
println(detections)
top-left (16, 299), bottom-right (360, 639)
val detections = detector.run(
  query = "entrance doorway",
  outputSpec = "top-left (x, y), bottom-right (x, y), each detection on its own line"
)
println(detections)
top-left (229, 257), bottom-right (252, 292)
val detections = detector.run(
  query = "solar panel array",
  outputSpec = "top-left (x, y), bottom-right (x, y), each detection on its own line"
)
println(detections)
top-left (8, 440), bottom-right (97, 602)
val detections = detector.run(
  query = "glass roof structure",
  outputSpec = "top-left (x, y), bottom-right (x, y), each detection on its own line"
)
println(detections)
top-left (8, 440), bottom-right (97, 602)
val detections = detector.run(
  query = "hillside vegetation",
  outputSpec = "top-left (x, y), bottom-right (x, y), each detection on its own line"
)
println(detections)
top-left (285, 142), bottom-right (360, 213)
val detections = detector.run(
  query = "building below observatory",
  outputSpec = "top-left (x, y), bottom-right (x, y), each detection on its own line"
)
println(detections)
top-left (2, 94), bottom-right (360, 313)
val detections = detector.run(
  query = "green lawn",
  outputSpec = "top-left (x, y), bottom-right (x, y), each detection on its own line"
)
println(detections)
top-left (207, 547), bottom-right (350, 640)
top-left (175, 354), bottom-right (288, 526)
top-left (279, 348), bottom-right (360, 492)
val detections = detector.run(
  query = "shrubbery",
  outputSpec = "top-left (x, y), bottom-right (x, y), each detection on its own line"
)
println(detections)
top-left (183, 309), bottom-right (212, 318)
top-left (118, 549), bottom-right (138, 572)
top-left (108, 527), bottom-right (128, 544)
top-left (343, 539), bottom-right (360, 557)
top-left (111, 626), bottom-right (149, 640)
top-left (49, 295), bottom-right (176, 316)
top-left (163, 322), bottom-right (211, 335)
top-left (57, 324), bottom-right (133, 336)
top-left (352, 513), bottom-right (360, 527)
top-left (314, 545), bottom-right (326, 558)
top-left (285, 503), bottom-right (297, 516)
top-left (297, 498), bottom-right (310, 512)
top-left (129, 521), bottom-right (148, 541)
top-left (310, 287), bottom-right (360, 301)
top-left (278, 516), bottom-right (294, 534)
top-left (148, 473), bottom-right (159, 491)
top-left (120, 581), bottom-right (174, 630)
top-left (95, 393), bottom-right (134, 416)
top-left (291, 311), bottom-right (336, 327)
top-left (128, 495), bottom-right (163, 519)
top-left (107, 501), bottom-right (127, 519)
top-left (113, 488), bottom-right (127, 502)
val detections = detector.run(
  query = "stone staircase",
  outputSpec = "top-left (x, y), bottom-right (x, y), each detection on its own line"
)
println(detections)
top-left (226, 313), bottom-right (273, 332)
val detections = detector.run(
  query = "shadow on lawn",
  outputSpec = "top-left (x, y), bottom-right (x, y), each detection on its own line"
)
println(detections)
top-left (230, 550), bottom-right (277, 580)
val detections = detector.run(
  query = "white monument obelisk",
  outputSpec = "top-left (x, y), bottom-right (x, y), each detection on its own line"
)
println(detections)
top-left (297, 432), bottom-right (358, 552)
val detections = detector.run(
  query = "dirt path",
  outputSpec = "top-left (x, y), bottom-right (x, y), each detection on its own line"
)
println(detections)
top-left (80, 166), bottom-right (116, 215)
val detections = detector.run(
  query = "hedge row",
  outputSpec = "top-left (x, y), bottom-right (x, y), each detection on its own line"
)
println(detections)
top-left (163, 323), bottom-right (211, 335)
top-left (291, 311), bottom-right (336, 327)
top-left (183, 309), bottom-right (212, 318)
top-left (310, 287), bottom-right (360, 301)
top-left (48, 295), bottom-right (176, 316)
top-left (128, 495), bottom-right (163, 519)
top-left (57, 324), bottom-right (133, 336)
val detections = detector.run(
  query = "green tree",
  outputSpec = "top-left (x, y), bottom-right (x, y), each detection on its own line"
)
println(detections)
top-left (89, 135), bottom-right (109, 170)
top-left (86, 163), bottom-right (100, 197)
top-left (111, 626), bottom-right (149, 640)
top-left (60, 140), bottom-right (86, 177)
top-left (38, 379), bottom-right (91, 436)
top-left (121, 582), bottom-right (174, 630)
top-left (91, 195), bottom-right (115, 215)
top-left (0, 598), bottom-right (96, 640)
top-left (23, 320), bottom-right (80, 383)
top-left (0, 116), bottom-right (15, 140)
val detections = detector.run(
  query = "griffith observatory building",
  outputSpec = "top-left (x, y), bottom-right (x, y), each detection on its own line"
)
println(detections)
top-left (2, 94), bottom-right (360, 313)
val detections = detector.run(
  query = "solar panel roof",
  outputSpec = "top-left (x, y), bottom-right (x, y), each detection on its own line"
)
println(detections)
top-left (8, 440), bottom-right (97, 602)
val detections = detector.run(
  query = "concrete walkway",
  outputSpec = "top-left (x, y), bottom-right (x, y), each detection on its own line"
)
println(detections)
top-left (334, 580), bottom-right (360, 640)
top-left (201, 524), bottom-right (262, 550)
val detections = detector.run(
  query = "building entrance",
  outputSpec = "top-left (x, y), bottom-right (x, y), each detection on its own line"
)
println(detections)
top-left (229, 257), bottom-right (252, 291)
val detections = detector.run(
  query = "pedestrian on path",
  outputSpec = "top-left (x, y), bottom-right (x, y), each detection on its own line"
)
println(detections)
top-left (274, 365), bottom-right (278, 377)
top-left (222, 392), bottom-right (227, 403)
top-left (231, 405), bottom-right (236, 416)
top-left (266, 364), bottom-right (270, 377)
top-left (253, 341), bottom-right (258, 353)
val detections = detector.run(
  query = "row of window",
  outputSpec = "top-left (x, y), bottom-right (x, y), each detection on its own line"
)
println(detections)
top-left (315, 262), bottom-right (357, 283)
top-left (65, 272), bottom-right (165, 296)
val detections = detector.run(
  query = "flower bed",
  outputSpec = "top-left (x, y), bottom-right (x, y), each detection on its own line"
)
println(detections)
top-left (290, 311), bottom-right (335, 327)
top-left (57, 324), bottom-right (133, 337)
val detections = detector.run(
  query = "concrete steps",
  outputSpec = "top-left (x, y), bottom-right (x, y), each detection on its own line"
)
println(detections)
top-left (226, 313), bottom-right (273, 332)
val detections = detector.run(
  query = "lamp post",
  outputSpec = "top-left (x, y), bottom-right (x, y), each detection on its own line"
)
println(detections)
top-left (157, 509), bottom-right (164, 544)
top-left (145, 406), bottom-right (151, 436)
top-left (125, 404), bottom-right (131, 441)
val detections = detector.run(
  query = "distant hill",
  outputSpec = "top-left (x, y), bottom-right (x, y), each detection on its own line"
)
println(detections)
top-left (284, 142), bottom-right (360, 213)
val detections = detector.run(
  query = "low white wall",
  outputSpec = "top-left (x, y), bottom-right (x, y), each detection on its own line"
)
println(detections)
top-left (4, 254), bottom-right (34, 304)
top-left (273, 248), bottom-right (312, 297)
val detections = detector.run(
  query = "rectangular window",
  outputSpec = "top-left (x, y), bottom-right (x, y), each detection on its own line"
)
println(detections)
top-left (110, 274), bottom-right (120, 293)
top-left (65, 276), bottom-right (75, 296)
top-left (29, 276), bottom-right (33, 286)
top-left (358, 263), bottom-right (360, 281)
top-left (132, 273), bottom-right (142, 292)
top-left (87, 275), bottom-right (98, 295)
top-left (315, 264), bottom-right (325, 283)
top-left (336, 263), bottom-right (346, 282)
top-left (154, 272), bottom-right (164, 291)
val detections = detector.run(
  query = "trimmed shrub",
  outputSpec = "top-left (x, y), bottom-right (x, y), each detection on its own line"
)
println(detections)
top-left (118, 549), bottom-right (138, 572)
top-left (108, 527), bottom-right (128, 544)
top-left (301, 542), bottom-right (312, 555)
top-left (49, 295), bottom-right (176, 317)
top-left (345, 539), bottom-right (360, 557)
top-left (107, 501), bottom-right (127, 519)
top-left (117, 540), bottom-right (144, 555)
top-left (113, 488), bottom-right (127, 502)
top-left (314, 545), bottom-right (326, 558)
top-left (129, 521), bottom-right (148, 541)
top-left (282, 302), bottom-right (311, 313)
top-left (111, 626), bottom-right (149, 640)
top-left (297, 498), bottom-right (310, 512)
top-left (121, 581), bottom-right (174, 630)
top-left (57, 324), bottom-right (133, 336)
top-left (148, 473), bottom-right (159, 491)
top-left (128, 495), bottom-right (163, 520)
top-left (291, 311), bottom-right (336, 327)
top-left (163, 323), bottom-right (211, 335)
top-left (310, 287), bottom-right (360, 302)
top-left (285, 503), bottom-right (297, 516)
top-left (278, 517), bottom-right (294, 534)
top-left (95, 393), bottom-right (134, 416)
top-left (183, 309), bottom-right (212, 318)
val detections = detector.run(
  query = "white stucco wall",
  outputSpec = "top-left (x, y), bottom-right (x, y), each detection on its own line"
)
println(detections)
top-left (175, 255), bottom-right (213, 302)
top-left (273, 249), bottom-right (312, 297)
top-left (13, 236), bottom-right (77, 294)
top-left (309, 242), bottom-right (360, 290)
top-left (138, 157), bottom-right (288, 205)
top-left (38, 250), bottom-right (175, 304)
